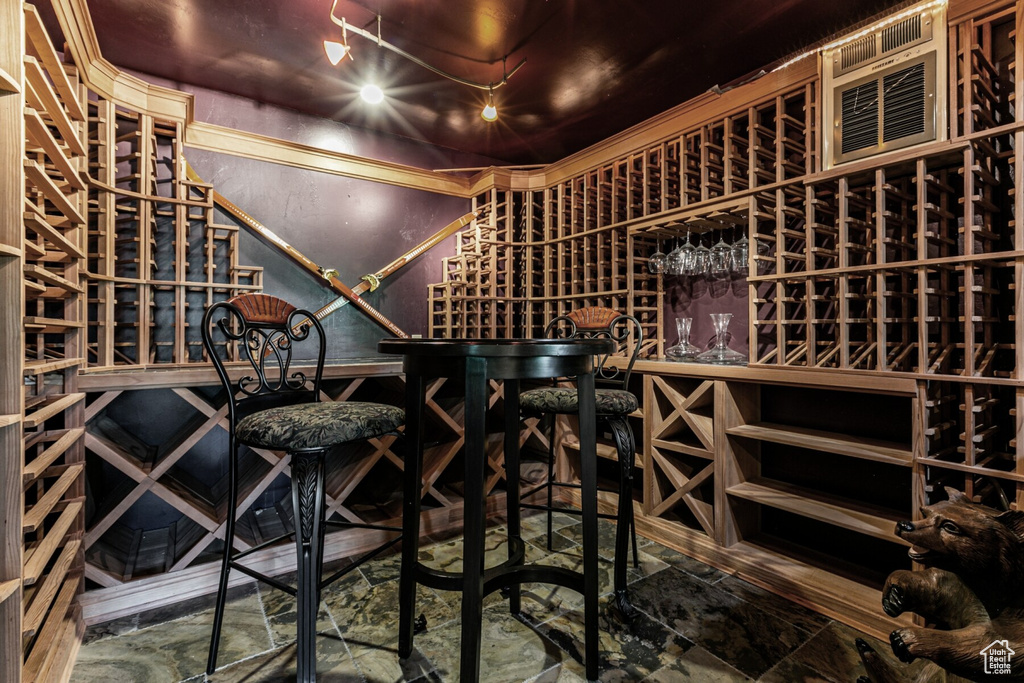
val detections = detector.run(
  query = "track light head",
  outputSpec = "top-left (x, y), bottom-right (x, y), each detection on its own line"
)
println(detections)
top-left (324, 40), bottom-right (351, 66)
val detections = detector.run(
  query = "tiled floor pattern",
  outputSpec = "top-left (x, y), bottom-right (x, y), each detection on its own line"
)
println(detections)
top-left (71, 513), bottom-right (926, 682)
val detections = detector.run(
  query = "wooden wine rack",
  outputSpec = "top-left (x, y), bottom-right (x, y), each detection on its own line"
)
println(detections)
top-left (0, 3), bottom-right (91, 680)
top-left (85, 105), bottom-right (262, 369)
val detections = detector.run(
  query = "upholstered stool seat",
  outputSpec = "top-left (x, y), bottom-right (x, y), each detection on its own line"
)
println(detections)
top-left (237, 402), bottom-right (405, 450)
top-left (520, 387), bottom-right (638, 416)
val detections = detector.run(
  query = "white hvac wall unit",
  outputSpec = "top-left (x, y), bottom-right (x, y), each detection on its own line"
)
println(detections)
top-left (822, 2), bottom-right (947, 169)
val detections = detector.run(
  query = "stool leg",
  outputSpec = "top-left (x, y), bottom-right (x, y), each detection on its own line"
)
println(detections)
top-left (459, 357), bottom-right (488, 682)
top-left (399, 375), bottom-right (425, 658)
top-left (504, 379), bottom-right (522, 615)
top-left (207, 439), bottom-right (239, 675)
top-left (546, 416), bottom-right (556, 551)
top-left (608, 417), bottom-right (639, 622)
top-left (291, 450), bottom-right (326, 683)
top-left (578, 372), bottom-right (599, 682)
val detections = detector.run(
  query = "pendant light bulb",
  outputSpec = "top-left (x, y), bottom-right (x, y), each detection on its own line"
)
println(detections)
top-left (361, 83), bottom-right (384, 104)
top-left (481, 89), bottom-right (498, 122)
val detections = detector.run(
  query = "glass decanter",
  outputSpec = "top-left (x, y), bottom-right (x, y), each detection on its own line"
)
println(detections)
top-left (695, 312), bottom-right (747, 365)
top-left (665, 317), bottom-right (700, 361)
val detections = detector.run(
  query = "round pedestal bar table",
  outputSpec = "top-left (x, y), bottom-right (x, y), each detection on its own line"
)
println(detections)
top-left (378, 338), bottom-right (614, 682)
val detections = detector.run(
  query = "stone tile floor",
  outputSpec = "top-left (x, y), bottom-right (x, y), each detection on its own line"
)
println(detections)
top-left (71, 513), bottom-right (922, 682)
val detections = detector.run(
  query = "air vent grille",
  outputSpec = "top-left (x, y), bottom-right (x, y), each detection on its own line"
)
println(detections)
top-left (841, 35), bottom-right (877, 70)
top-left (841, 81), bottom-right (881, 154)
top-left (882, 14), bottom-right (922, 53)
top-left (823, 2), bottom-right (944, 168)
top-left (882, 62), bottom-right (926, 141)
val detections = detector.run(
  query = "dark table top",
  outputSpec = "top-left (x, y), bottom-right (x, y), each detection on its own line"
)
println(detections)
top-left (378, 337), bottom-right (615, 358)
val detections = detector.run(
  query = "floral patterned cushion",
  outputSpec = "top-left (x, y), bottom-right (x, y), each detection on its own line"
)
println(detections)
top-left (520, 387), bottom-right (638, 416)
top-left (236, 402), bottom-right (404, 450)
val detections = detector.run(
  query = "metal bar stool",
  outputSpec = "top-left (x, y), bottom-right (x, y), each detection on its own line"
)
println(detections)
top-left (519, 306), bottom-right (642, 620)
top-left (203, 294), bottom-right (404, 682)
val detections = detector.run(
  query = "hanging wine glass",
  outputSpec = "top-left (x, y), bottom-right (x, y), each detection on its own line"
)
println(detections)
top-left (731, 229), bottom-right (750, 277)
top-left (665, 316), bottom-right (701, 361)
top-left (666, 237), bottom-right (686, 275)
top-left (679, 229), bottom-right (697, 276)
top-left (695, 312), bottom-right (747, 365)
top-left (649, 240), bottom-right (667, 274)
top-left (692, 231), bottom-right (712, 276)
top-left (709, 229), bottom-right (732, 280)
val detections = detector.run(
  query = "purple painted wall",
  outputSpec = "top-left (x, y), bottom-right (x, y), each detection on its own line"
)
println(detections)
top-left (663, 274), bottom-right (749, 357)
top-left (138, 74), bottom-right (503, 357)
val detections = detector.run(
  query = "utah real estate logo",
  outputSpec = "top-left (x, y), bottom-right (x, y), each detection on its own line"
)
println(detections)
top-left (981, 640), bottom-right (1015, 675)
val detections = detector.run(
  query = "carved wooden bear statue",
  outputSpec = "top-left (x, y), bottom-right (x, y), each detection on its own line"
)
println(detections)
top-left (857, 488), bottom-right (1024, 682)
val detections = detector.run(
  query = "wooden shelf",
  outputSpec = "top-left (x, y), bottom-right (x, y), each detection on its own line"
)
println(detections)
top-left (22, 540), bottom-right (79, 639)
top-left (23, 394), bottom-right (85, 430)
top-left (726, 478), bottom-right (910, 544)
top-left (23, 3), bottom-right (84, 121)
top-left (23, 160), bottom-right (85, 226)
top-left (0, 579), bottom-right (19, 606)
top-left (23, 464), bottom-right (85, 533)
top-left (24, 107), bottom-right (84, 191)
top-left (725, 422), bottom-right (912, 466)
top-left (0, 414), bottom-right (21, 429)
top-left (23, 428), bottom-right (85, 485)
top-left (563, 439), bottom-right (644, 468)
top-left (23, 359), bottom-right (83, 376)
top-left (0, 243), bottom-right (21, 258)
top-left (0, 66), bottom-right (18, 95)
top-left (23, 501), bottom-right (82, 586)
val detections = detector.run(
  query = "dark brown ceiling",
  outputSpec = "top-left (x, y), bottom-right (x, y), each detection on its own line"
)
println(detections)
top-left (54, 0), bottom-right (905, 165)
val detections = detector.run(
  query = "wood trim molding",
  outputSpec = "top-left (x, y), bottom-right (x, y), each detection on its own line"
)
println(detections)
top-left (49, 0), bottom-right (193, 123)
top-left (184, 121), bottom-right (473, 196)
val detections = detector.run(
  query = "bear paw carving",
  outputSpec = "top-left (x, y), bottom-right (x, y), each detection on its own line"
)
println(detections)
top-left (882, 584), bottom-right (905, 618)
top-left (889, 629), bottom-right (916, 663)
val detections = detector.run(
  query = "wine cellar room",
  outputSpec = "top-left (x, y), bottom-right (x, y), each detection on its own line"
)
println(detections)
top-left (3, 0), bottom-right (1024, 680)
